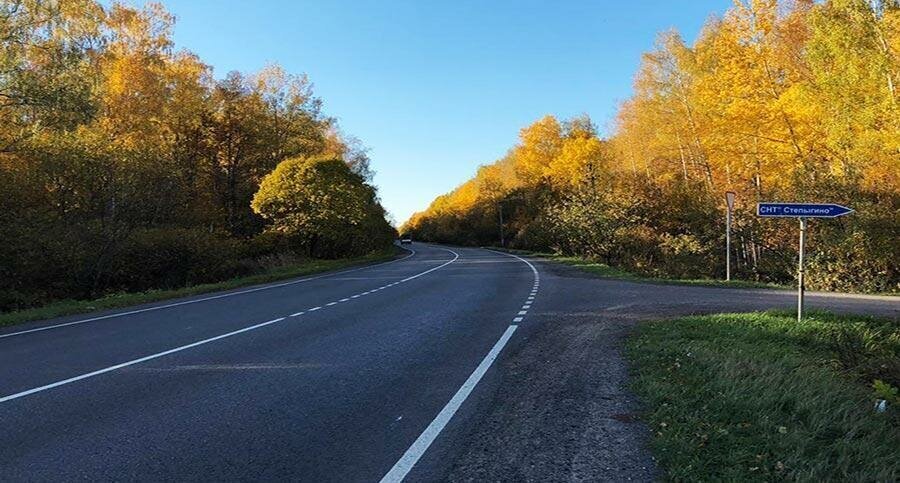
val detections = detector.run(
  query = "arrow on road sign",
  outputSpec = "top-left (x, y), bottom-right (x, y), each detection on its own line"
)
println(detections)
top-left (757, 202), bottom-right (854, 218)
top-left (756, 201), bottom-right (854, 322)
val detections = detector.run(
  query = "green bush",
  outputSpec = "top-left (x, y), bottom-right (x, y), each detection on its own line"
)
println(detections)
top-left (102, 228), bottom-right (250, 292)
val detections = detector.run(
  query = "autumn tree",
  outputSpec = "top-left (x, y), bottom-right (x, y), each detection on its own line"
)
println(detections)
top-left (252, 156), bottom-right (393, 257)
top-left (0, 0), bottom-right (395, 309)
top-left (407, 1), bottom-right (899, 293)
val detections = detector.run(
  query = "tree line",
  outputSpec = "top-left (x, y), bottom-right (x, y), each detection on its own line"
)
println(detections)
top-left (404, 0), bottom-right (898, 293)
top-left (0, 1), bottom-right (395, 311)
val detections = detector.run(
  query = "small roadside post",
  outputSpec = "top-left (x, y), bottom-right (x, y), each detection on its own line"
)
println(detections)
top-left (756, 202), bottom-right (854, 321)
top-left (498, 202), bottom-right (505, 247)
top-left (725, 191), bottom-right (736, 282)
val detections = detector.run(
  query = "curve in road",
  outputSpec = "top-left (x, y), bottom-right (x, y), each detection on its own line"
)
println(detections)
top-left (1, 243), bottom-right (895, 481)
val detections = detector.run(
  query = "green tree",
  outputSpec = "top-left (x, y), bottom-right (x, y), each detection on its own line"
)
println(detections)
top-left (252, 156), bottom-right (389, 256)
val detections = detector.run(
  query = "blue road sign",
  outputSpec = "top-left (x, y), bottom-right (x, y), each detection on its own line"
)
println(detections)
top-left (757, 202), bottom-right (854, 218)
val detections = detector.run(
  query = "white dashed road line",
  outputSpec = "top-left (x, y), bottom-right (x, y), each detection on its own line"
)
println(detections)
top-left (0, 247), bottom-right (419, 340)
top-left (381, 248), bottom-right (540, 483)
top-left (0, 247), bottom-right (460, 405)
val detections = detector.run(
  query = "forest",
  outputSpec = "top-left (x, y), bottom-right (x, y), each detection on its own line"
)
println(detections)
top-left (404, 0), bottom-right (899, 293)
top-left (0, 1), bottom-right (396, 311)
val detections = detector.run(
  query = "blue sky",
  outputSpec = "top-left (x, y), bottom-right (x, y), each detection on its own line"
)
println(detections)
top-left (153, 0), bottom-right (732, 224)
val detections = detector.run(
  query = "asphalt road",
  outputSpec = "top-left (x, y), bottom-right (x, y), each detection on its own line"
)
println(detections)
top-left (1, 243), bottom-right (896, 481)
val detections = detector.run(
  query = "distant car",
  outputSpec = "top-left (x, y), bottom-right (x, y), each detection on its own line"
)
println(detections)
top-left (400, 235), bottom-right (413, 245)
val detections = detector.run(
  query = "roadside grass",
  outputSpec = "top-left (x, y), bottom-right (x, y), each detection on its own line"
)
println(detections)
top-left (485, 247), bottom-right (784, 290)
top-left (0, 248), bottom-right (404, 329)
top-left (626, 311), bottom-right (900, 481)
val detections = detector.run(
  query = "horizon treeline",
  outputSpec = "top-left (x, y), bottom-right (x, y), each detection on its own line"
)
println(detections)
top-left (404, 0), bottom-right (899, 293)
top-left (0, 1), bottom-right (395, 311)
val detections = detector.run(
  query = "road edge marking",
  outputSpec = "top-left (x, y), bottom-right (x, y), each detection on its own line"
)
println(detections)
top-left (0, 246), bottom-right (460, 404)
top-left (0, 247), bottom-right (418, 340)
top-left (379, 325), bottom-right (518, 483)
top-left (0, 317), bottom-right (285, 404)
top-left (380, 246), bottom-right (540, 482)
top-left (481, 249), bottom-right (540, 280)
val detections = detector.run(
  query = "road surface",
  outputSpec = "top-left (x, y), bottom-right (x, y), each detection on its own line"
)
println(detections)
top-left (0, 244), bottom-right (896, 481)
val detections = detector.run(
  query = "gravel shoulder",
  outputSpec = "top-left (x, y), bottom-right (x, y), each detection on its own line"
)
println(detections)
top-left (441, 254), bottom-right (898, 481)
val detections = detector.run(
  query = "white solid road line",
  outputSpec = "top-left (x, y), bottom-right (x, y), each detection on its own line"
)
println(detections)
top-left (382, 247), bottom-right (540, 482)
top-left (0, 247), bottom-right (460, 404)
top-left (0, 247), bottom-right (418, 340)
top-left (0, 317), bottom-right (282, 404)
top-left (400, 248), bottom-right (459, 282)
top-left (379, 325), bottom-right (518, 483)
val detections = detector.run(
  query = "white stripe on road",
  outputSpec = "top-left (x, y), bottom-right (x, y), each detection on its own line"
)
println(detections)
top-left (400, 248), bottom-right (460, 282)
top-left (0, 247), bottom-right (460, 404)
top-left (0, 317), bottom-right (285, 404)
top-left (380, 325), bottom-right (518, 483)
top-left (381, 247), bottom-right (541, 481)
top-left (0, 247), bottom-right (417, 340)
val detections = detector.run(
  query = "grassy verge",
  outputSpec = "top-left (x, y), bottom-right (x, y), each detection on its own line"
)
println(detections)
top-left (626, 311), bottom-right (900, 481)
top-left (487, 246), bottom-right (788, 290)
top-left (0, 247), bottom-right (404, 329)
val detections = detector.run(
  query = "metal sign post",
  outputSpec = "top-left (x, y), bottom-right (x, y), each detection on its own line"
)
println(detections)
top-left (725, 191), bottom-right (736, 281)
top-left (757, 203), bottom-right (853, 321)
top-left (797, 217), bottom-right (806, 322)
